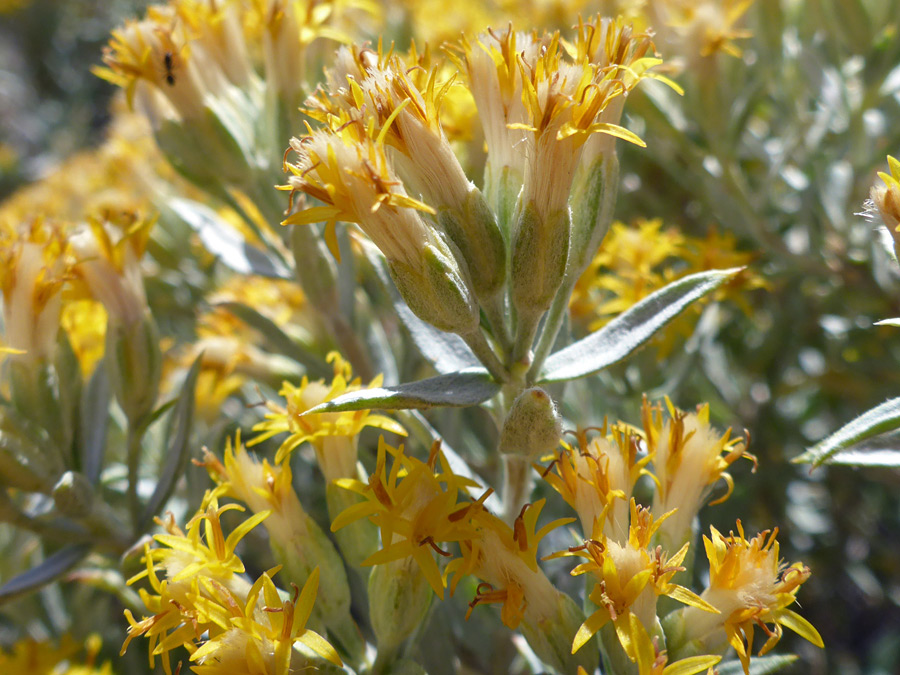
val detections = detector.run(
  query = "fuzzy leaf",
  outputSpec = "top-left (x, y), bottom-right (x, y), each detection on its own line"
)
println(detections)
top-left (78, 366), bottom-right (110, 485)
top-left (362, 240), bottom-right (479, 374)
top-left (794, 397), bottom-right (900, 466)
top-left (304, 369), bottom-right (499, 413)
top-left (169, 197), bottom-right (290, 279)
top-left (0, 544), bottom-right (91, 604)
top-left (538, 268), bottom-right (742, 383)
top-left (139, 356), bottom-right (201, 528)
top-left (715, 655), bottom-right (798, 674)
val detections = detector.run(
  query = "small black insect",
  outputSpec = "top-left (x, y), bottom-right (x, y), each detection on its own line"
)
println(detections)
top-left (163, 51), bottom-right (175, 86)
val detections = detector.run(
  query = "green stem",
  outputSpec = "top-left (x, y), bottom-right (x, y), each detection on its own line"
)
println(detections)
top-left (126, 424), bottom-right (142, 535)
top-left (511, 307), bottom-right (543, 376)
top-left (482, 291), bottom-right (512, 354)
top-left (461, 329), bottom-right (508, 383)
top-left (526, 277), bottom-right (574, 384)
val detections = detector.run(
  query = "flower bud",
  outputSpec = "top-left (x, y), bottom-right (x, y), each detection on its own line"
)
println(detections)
top-left (368, 557), bottom-right (433, 652)
top-left (498, 387), bottom-right (561, 460)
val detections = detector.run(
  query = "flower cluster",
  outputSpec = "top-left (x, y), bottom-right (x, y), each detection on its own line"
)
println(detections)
top-left (121, 492), bottom-right (341, 675)
top-left (537, 398), bottom-right (820, 674)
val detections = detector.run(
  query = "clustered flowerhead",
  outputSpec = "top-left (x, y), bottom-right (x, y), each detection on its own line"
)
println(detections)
top-left (121, 492), bottom-right (341, 675)
top-left (534, 398), bottom-right (819, 674)
top-left (282, 15), bottom-right (666, 357)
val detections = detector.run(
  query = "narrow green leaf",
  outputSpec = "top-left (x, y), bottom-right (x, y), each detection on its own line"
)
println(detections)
top-left (304, 369), bottom-right (499, 413)
top-left (169, 197), bottom-right (290, 279)
top-left (219, 301), bottom-right (330, 378)
top-left (362, 240), bottom-right (479, 374)
top-left (538, 268), bottom-right (742, 383)
top-left (874, 318), bottom-right (900, 327)
top-left (78, 366), bottom-right (110, 485)
top-left (139, 356), bottom-right (201, 529)
top-left (715, 655), bottom-right (798, 674)
top-left (0, 544), bottom-right (91, 604)
top-left (794, 397), bottom-right (900, 466)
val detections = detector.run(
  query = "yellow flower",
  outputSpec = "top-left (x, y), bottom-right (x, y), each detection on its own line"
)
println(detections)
top-left (250, 351), bottom-right (405, 480)
top-left (677, 522), bottom-right (823, 675)
top-left (645, 397), bottom-right (753, 550)
top-left (451, 499), bottom-right (573, 630)
top-left (281, 125), bottom-right (437, 263)
top-left (628, 613), bottom-right (721, 675)
top-left (558, 500), bottom-right (717, 656)
top-left (308, 43), bottom-right (472, 214)
top-left (122, 493), bottom-right (270, 674)
top-left (648, 0), bottom-right (756, 61)
top-left (331, 437), bottom-right (482, 598)
top-left (0, 218), bottom-right (70, 362)
top-left (69, 212), bottom-right (152, 329)
top-left (539, 423), bottom-right (652, 542)
top-left (0, 634), bottom-right (114, 675)
top-left (189, 568), bottom-right (342, 674)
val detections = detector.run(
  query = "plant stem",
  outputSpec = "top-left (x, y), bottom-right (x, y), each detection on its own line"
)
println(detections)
top-left (461, 329), bottom-right (508, 383)
top-left (126, 424), bottom-right (142, 535)
top-left (526, 276), bottom-right (574, 384)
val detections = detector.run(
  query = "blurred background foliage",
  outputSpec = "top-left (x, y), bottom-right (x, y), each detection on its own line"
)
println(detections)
top-left (1, 0), bottom-right (900, 673)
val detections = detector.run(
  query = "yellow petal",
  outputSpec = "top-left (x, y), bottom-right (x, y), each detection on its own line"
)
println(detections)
top-left (663, 655), bottom-right (722, 675)
top-left (774, 608), bottom-right (824, 648)
top-left (298, 629), bottom-right (343, 666)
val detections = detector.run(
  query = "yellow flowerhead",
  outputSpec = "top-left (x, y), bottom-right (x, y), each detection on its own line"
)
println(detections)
top-left (680, 522), bottom-right (823, 675)
top-left (122, 493), bottom-right (271, 674)
top-left (0, 634), bottom-right (114, 675)
top-left (645, 397), bottom-right (754, 550)
top-left (308, 43), bottom-right (472, 213)
top-left (250, 351), bottom-right (405, 480)
top-left (69, 212), bottom-right (153, 328)
top-left (452, 499), bottom-right (573, 630)
top-left (559, 500), bottom-right (716, 656)
top-left (203, 432), bottom-right (307, 545)
top-left (282, 125), bottom-right (437, 263)
top-left (871, 155), bottom-right (900, 258)
top-left (646, 0), bottom-right (756, 62)
top-left (331, 437), bottom-right (482, 599)
top-left (540, 424), bottom-right (652, 541)
top-left (0, 218), bottom-right (70, 362)
top-left (190, 568), bottom-right (342, 674)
